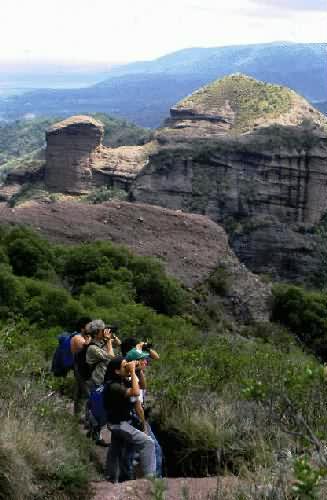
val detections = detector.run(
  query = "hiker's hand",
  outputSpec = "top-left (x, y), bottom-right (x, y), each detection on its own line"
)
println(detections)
top-left (103, 328), bottom-right (112, 341)
top-left (112, 334), bottom-right (121, 346)
top-left (127, 361), bottom-right (137, 373)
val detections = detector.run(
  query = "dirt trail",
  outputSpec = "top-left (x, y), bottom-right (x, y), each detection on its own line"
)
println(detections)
top-left (91, 476), bottom-right (240, 500)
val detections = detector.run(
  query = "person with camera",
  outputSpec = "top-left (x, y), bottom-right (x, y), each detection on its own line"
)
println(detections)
top-left (104, 356), bottom-right (156, 481)
top-left (85, 319), bottom-right (121, 446)
top-left (125, 347), bottom-right (163, 477)
top-left (121, 337), bottom-right (160, 361)
top-left (86, 320), bottom-right (121, 388)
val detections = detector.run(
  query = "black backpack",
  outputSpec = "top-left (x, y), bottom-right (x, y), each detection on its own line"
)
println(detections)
top-left (74, 343), bottom-right (98, 381)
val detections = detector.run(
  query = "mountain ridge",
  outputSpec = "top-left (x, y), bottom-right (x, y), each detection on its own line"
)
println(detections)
top-left (1, 42), bottom-right (326, 127)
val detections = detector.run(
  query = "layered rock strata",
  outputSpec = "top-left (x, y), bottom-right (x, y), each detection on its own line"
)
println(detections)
top-left (45, 115), bottom-right (104, 193)
top-left (44, 115), bottom-right (149, 194)
top-left (131, 75), bottom-right (327, 281)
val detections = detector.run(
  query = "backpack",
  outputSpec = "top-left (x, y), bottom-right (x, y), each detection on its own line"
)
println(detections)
top-left (89, 384), bottom-right (108, 427)
top-left (51, 332), bottom-right (76, 377)
top-left (74, 342), bottom-right (98, 381)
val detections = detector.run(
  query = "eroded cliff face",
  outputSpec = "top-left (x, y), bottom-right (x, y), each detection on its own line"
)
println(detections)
top-left (45, 116), bottom-right (104, 193)
top-left (131, 76), bottom-right (327, 282)
top-left (133, 130), bottom-right (327, 225)
top-left (44, 115), bottom-right (149, 194)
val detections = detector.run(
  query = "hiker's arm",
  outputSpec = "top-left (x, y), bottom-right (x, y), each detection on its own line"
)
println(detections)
top-left (135, 399), bottom-right (146, 432)
top-left (105, 338), bottom-right (115, 357)
top-left (112, 334), bottom-right (121, 347)
top-left (126, 362), bottom-right (140, 397)
top-left (136, 342), bottom-right (160, 360)
top-left (149, 348), bottom-right (160, 360)
top-left (138, 368), bottom-right (146, 390)
top-left (89, 345), bottom-right (113, 362)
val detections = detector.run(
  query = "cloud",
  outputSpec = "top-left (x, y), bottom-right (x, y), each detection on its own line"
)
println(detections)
top-left (250, 0), bottom-right (327, 11)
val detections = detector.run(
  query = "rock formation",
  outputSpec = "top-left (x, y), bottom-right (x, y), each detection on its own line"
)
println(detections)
top-left (2, 74), bottom-right (327, 283)
top-left (131, 75), bottom-right (327, 282)
top-left (44, 115), bottom-right (149, 194)
top-left (45, 115), bottom-right (104, 193)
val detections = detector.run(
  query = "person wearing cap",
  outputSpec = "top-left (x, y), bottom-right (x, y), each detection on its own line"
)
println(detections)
top-left (104, 356), bottom-right (156, 481)
top-left (86, 319), bottom-right (121, 387)
top-left (121, 338), bottom-right (160, 361)
top-left (125, 347), bottom-right (162, 478)
top-left (86, 319), bottom-right (121, 446)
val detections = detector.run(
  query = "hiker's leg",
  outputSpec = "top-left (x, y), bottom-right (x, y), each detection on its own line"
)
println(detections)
top-left (119, 441), bottom-right (135, 481)
top-left (73, 369), bottom-right (83, 416)
top-left (106, 430), bottom-right (123, 482)
top-left (147, 424), bottom-right (162, 478)
top-left (119, 421), bottom-right (156, 477)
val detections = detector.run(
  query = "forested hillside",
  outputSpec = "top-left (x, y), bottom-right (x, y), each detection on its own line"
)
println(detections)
top-left (2, 225), bottom-right (327, 497)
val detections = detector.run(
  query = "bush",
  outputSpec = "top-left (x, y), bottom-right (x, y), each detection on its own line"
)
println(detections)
top-left (272, 284), bottom-right (327, 359)
top-left (22, 280), bottom-right (85, 328)
top-left (208, 265), bottom-right (231, 296)
top-left (129, 256), bottom-right (188, 315)
top-left (0, 265), bottom-right (26, 315)
top-left (5, 226), bottom-right (54, 277)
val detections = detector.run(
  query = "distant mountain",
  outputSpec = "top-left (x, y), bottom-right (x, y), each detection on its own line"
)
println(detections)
top-left (99, 42), bottom-right (327, 102)
top-left (316, 101), bottom-right (327, 114)
top-left (1, 42), bottom-right (326, 127)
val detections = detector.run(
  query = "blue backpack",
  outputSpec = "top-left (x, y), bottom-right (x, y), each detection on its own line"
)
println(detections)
top-left (89, 385), bottom-right (108, 427)
top-left (51, 332), bottom-right (77, 377)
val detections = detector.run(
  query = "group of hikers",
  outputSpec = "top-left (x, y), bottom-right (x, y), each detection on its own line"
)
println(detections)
top-left (52, 317), bottom-right (162, 482)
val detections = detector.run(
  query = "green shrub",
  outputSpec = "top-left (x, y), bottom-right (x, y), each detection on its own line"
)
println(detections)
top-left (22, 279), bottom-right (84, 328)
top-left (85, 186), bottom-right (128, 204)
top-left (208, 265), bottom-right (231, 296)
top-left (5, 226), bottom-right (54, 277)
top-left (272, 284), bottom-right (327, 358)
top-left (129, 256), bottom-right (188, 315)
top-left (0, 265), bottom-right (26, 315)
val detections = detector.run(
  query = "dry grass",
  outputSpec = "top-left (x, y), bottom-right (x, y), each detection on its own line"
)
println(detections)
top-left (0, 381), bottom-right (93, 500)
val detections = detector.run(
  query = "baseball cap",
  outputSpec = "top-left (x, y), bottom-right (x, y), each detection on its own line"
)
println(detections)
top-left (125, 348), bottom-right (150, 361)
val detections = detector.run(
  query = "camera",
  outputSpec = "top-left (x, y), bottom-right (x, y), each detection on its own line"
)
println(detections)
top-left (105, 324), bottom-right (118, 334)
top-left (142, 342), bottom-right (153, 351)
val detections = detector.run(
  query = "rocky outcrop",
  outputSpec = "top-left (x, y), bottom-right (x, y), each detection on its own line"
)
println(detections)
top-left (3, 75), bottom-right (327, 283)
top-left (44, 115), bottom-right (149, 194)
top-left (45, 115), bottom-right (104, 193)
top-left (131, 76), bottom-right (327, 282)
top-left (133, 129), bottom-right (327, 226)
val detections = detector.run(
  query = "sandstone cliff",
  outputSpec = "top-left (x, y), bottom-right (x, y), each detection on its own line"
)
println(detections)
top-left (2, 75), bottom-right (327, 283)
top-left (131, 75), bottom-right (327, 282)
top-left (44, 115), bottom-right (149, 194)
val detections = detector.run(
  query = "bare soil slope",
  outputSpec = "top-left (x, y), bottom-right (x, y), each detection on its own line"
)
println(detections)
top-left (0, 200), bottom-right (270, 321)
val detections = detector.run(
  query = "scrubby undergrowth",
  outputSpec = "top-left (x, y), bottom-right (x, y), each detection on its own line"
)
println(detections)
top-left (1, 225), bottom-right (327, 498)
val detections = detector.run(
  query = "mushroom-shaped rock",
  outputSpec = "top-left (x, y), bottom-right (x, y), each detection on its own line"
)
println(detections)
top-left (45, 115), bottom-right (104, 193)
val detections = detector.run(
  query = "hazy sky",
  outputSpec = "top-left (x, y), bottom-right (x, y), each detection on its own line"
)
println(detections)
top-left (2, 0), bottom-right (326, 64)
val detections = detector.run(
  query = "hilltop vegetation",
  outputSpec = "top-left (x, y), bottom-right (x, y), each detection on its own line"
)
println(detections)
top-left (1, 225), bottom-right (327, 497)
top-left (175, 74), bottom-right (327, 133)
